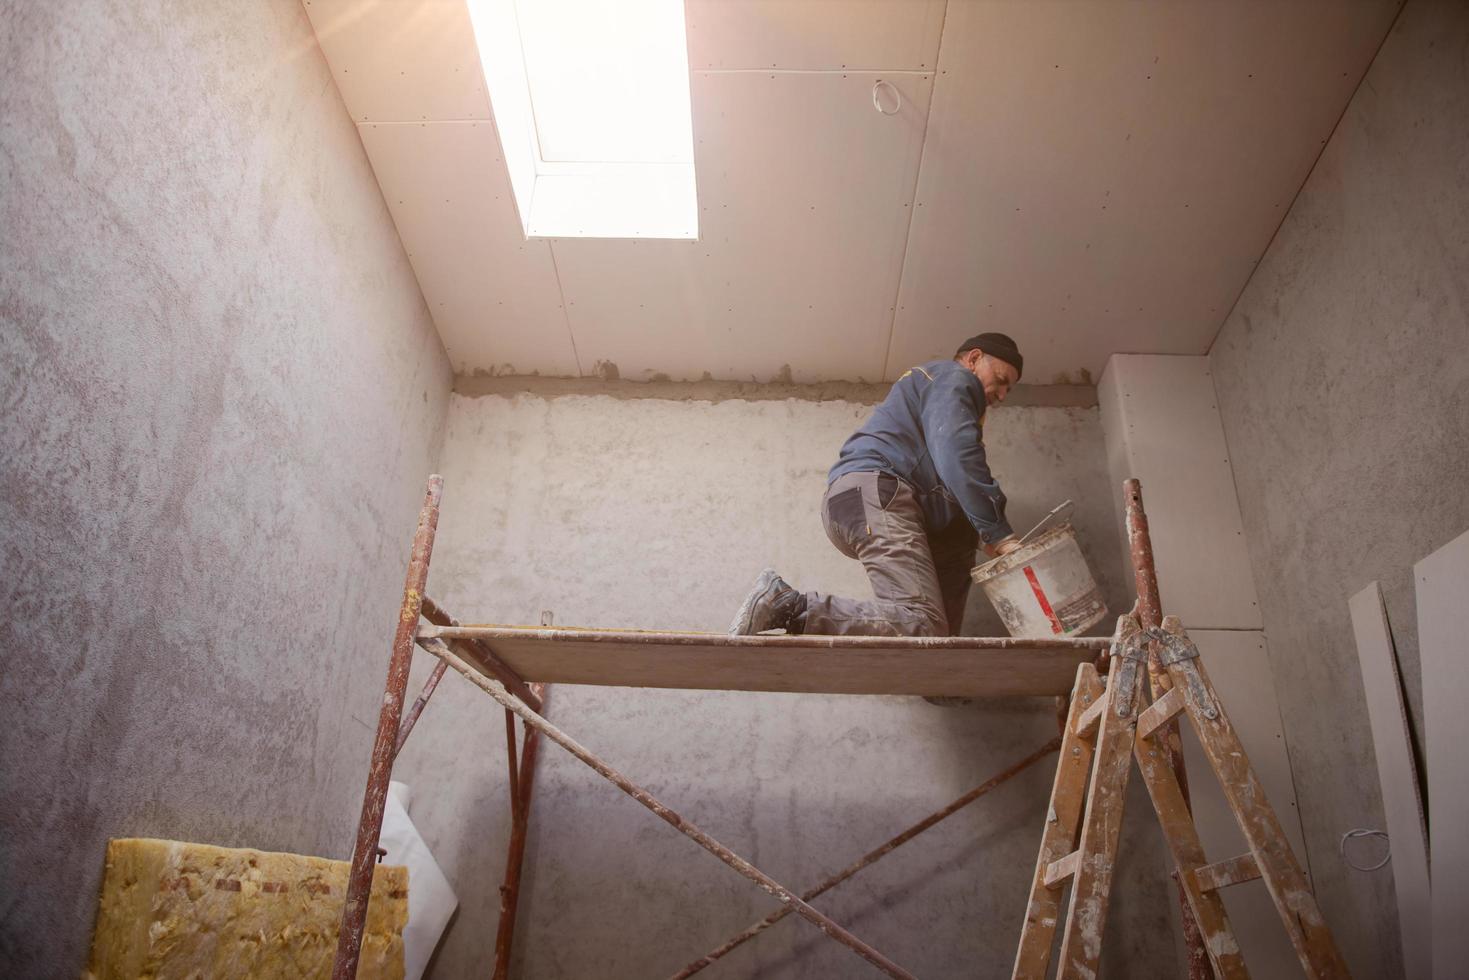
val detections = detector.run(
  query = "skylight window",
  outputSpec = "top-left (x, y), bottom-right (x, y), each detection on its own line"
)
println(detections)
top-left (467, 0), bottom-right (698, 240)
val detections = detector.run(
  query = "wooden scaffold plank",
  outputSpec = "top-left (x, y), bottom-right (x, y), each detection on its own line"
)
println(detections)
top-left (415, 624), bottom-right (1106, 697)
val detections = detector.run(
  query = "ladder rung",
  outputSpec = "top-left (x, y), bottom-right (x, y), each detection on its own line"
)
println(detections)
top-left (1192, 853), bottom-right (1261, 892)
top-left (1044, 849), bottom-right (1082, 888)
top-left (1074, 694), bottom-right (1107, 739)
top-left (1137, 686), bottom-right (1185, 741)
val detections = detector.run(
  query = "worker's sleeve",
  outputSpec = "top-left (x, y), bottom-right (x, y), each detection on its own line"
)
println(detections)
top-left (919, 371), bottom-right (1014, 544)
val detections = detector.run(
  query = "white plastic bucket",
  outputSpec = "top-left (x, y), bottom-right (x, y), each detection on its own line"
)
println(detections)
top-left (970, 523), bottom-right (1108, 637)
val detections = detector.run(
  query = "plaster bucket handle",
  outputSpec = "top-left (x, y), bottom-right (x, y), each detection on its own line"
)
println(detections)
top-left (1015, 499), bottom-right (1075, 547)
top-left (972, 499), bottom-right (1075, 579)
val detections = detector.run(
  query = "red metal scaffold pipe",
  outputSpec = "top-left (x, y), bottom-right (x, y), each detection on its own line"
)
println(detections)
top-left (332, 475), bottom-right (444, 980)
top-left (1124, 478), bottom-right (1213, 980)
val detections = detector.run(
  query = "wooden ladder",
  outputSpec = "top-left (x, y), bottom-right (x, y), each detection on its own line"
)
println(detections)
top-left (1012, 614), bottom-right (1352, 979)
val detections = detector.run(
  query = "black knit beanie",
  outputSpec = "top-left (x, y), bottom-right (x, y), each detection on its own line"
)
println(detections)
top-left (955, 333), bottom-right (1023, 379)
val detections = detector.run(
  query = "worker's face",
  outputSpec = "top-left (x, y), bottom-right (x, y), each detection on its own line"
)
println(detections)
top-left (967, 351), bottom-right (1020, 405)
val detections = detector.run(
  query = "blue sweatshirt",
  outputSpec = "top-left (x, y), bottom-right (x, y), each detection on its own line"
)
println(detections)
top-left (828, 359), bottom-right (1013, 544)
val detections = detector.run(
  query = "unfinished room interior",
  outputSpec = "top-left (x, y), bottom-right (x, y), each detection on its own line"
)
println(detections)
top-left (3, 0), bottom-right (1466, 976)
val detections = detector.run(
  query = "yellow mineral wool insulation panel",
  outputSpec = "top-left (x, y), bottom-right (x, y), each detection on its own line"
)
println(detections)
top-left (84, 837), bottom-right (407, 980)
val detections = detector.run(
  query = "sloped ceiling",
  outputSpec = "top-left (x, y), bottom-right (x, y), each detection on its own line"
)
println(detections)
top-left (303, 0), bottom-right (1400, 384)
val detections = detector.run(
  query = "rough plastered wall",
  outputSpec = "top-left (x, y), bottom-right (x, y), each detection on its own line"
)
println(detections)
top-left (397, 388), bottom-right (1179, 978)
top-left (1210, 2), bottom-right (1469, 976)
top-left (0, 1), bottom-right (451, 975)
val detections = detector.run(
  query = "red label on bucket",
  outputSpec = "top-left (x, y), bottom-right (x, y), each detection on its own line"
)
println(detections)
top-left (1022, 565), bottom-right (1064, 635)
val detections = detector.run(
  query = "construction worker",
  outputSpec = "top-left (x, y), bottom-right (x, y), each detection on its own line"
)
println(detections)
top-left (729, 333), bottom-right (1025, 637)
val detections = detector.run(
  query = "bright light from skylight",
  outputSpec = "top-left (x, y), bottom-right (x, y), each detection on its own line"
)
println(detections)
top-left (467, 0), bottom-right (699, 240)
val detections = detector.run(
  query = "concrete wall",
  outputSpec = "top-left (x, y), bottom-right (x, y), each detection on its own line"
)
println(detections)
top-left (398, 387), bottom-right (1179, 977)
top-left (0, 2), bottom-right (451, 974)
top-left (1209, 2), bottom-right (1469, 976)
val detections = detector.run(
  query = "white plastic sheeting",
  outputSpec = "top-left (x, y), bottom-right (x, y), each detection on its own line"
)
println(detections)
top-left (381, 782), bottom-right (458, 980)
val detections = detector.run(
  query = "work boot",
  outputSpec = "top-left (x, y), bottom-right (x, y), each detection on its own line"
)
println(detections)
top-left (728, 568), bottom-right (807, 635)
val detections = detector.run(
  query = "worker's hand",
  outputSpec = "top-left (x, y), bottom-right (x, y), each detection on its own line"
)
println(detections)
top-left (985, 535), bottom-right (1022, 558)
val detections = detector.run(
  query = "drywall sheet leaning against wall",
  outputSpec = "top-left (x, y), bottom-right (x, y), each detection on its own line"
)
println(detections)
top-left (1416, 529), bottom-right (1469, 979)
top-left (1348, 582), bottom-right (1429, 980)
top-left (1097, 354), bottom-right (1262, 629)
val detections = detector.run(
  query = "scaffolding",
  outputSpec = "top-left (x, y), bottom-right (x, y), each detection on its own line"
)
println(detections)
top-left (329, 476), bottom-right (1344, 978)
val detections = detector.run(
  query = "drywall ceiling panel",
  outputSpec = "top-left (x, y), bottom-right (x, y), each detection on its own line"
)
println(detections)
top-left (888, 0), bottom-right (1399, 383)
top-left (686, 0), bottom-right (945, 70)
top-left (303, 0), bottom-right (490, 122)
top-left (549, 70), bottom-right (932, 383)
top-left (1181, 630), bottom-right (1309, 979)
top-left (358, 121), bottom-right (577, 375)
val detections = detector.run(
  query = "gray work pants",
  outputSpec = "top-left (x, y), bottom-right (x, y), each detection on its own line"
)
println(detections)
top-left (803, 471), bottom-right (978, 637)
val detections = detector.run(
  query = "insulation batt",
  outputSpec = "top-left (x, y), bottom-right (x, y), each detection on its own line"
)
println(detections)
top-left (84, 838), bottom-right (407, 979)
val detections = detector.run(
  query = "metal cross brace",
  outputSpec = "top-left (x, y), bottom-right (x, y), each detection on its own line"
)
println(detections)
top-left (428, 641), bottom-right (919, 979)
